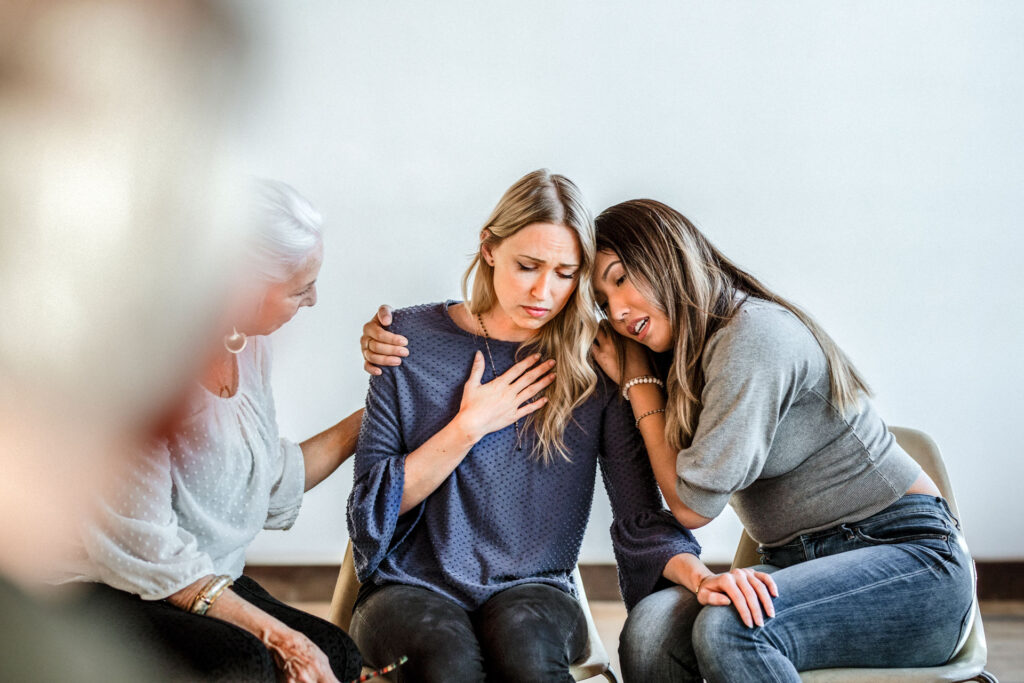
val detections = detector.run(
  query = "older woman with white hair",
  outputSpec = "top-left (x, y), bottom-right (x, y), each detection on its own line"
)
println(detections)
top-left (63, 179), bottom-right (363, 682)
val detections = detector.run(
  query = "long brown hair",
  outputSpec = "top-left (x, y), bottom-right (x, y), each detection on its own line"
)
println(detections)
top-left (595, 199), bottom-right (871, 450)
top-left (463, 169), bottom-right (598, 464)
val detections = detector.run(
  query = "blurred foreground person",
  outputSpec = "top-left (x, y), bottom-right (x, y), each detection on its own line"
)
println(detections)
top-left (64, 179), bottom-right (363, 682)
top-left (0, 0), bottom-right (248, 680)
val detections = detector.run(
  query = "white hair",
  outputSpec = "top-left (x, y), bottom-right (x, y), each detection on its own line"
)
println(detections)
top-left (250, 179), bottom-right (323, 282)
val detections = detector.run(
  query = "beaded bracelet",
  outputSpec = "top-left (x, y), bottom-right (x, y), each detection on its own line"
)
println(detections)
top-left (635, 408), bottom-right (665, 429)
top-left (622, 375), bottom-right (664, 400)
top-left (190, 574), bottom-right (234, 615)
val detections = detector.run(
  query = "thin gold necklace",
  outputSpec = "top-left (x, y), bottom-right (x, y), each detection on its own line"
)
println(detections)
top-left (217, 354), bottom-right (238, 398)
top-left (476, 311), bottom-right (523, 450)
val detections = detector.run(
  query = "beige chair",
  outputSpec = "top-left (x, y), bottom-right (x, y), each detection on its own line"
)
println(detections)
top-left (731, 426), bottom-right (997, 683)
top-left (328, 540), bottom-right (620, 682)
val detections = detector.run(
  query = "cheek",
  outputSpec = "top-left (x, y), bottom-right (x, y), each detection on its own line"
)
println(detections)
top-left (495, 269), bottom-right (528, 296)
top-left (272, 298), bottom-right (299, 321)
top-left (552, 279), bottom-right (578, 305)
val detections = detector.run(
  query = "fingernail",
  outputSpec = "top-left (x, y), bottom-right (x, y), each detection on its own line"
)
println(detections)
top-left (548, 359), bottom-right (556, 365)
top-left (399, 349), bottom-right (410, 357)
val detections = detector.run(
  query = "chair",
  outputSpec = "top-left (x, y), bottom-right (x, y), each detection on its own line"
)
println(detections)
top-left (328, 540), bottom-right (620, 682)
top-left (731, 426), bottom-right (997, 682)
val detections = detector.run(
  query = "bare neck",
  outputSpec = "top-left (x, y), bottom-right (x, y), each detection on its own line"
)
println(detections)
top-left (450, 302), bottom-right (535, 342)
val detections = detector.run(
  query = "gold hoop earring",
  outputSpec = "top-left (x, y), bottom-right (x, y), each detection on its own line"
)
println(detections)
top-left (224, 327), bottom-right (247, 354)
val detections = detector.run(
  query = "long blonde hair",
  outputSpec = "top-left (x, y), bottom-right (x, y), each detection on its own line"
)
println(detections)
top-left (595, 199), bottom-right (871, 451)
top-left (462, 169), bottom-right (598, 464)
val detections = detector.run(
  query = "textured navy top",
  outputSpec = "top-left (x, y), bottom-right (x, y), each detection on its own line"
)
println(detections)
top-left (347, 301), bottom-right (700, 611)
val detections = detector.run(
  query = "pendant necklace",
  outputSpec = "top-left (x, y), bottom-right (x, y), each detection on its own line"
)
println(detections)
top-left (217, 354), bottom-right (238, 398)
top-left (476, 312), bottom-right (524, 451)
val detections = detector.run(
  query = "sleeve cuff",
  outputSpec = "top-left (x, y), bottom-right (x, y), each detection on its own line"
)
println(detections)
top-left (611, 510), bottom-right (702, 610)
top-left (265, 438), bottom-right (305, 530)
top-left (675, 476), bottom-right (732, 520)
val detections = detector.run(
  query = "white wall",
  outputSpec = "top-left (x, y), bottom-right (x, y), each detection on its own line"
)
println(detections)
top-left (239, 1), bottom-right (1024, 566)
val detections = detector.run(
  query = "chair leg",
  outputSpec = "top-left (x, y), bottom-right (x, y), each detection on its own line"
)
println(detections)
top-left (601, 666), bottom-right (621, 683)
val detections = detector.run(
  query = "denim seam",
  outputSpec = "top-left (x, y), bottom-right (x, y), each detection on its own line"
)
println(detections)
top-left (752, 638), bottom-right (790, 683)
top-left (769, 562), bottom-right (937, 621)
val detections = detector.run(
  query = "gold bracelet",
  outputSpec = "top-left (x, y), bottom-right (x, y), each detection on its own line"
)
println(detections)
top-left (189, 574), bottom-right (234, 615)
top-left (634, 407), bottom-right (665, 428)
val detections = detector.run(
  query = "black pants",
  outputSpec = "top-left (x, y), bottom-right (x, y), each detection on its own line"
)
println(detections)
top-left (93, 575), bottom-right (361, 682)
top-left (350, 583), bottom-right (587, 683)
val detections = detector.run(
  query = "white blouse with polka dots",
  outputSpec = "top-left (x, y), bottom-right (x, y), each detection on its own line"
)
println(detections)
top-left (64, 336), bottom-right (305, 600)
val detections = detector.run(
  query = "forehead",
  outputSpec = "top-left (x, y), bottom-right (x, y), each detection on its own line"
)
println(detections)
top-left (594, 250), bottom-right (617, 268)
top-left (593, 250), bottom-right (620, 286)
top-left (284, 244), bottom-right (323, 286)
top-left (498, 222), bottom-right (581, 262)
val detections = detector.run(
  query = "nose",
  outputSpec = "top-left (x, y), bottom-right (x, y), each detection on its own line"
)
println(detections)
top-left (607, 294), bottom-right (628, 323)
top-left (303, 286), bottom-right (318, 308)
top-left (530, 270), bottom-right (553, 301)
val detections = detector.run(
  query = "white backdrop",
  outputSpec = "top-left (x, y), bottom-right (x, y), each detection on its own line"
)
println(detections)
top-left (236, 1), bottom-right (1024, 566)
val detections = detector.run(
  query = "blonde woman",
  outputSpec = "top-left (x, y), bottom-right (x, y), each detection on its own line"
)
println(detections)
top-left (590, 200), bottom-right (974, 682)
top-left (347, 171), bottom-right (749, 683)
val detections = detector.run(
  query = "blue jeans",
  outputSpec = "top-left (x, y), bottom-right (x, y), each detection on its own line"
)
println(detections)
top-left (620, 495), bottom-right (975, 682)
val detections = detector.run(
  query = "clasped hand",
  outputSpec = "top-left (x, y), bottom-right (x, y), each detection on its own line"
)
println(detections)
top-left (263, 627), bottom-right (339, 683)
top-left (591, 322), bottom-right (651, 385)
top-left (697, 567), bottom-right (779, 629)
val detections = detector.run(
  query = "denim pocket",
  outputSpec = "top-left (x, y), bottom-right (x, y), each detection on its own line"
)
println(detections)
top-left (849, 508), bottom-right (951, 546)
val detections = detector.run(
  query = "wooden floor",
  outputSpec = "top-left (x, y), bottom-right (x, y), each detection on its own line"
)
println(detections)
top-left (295, 600), bottom-right (1024, 682)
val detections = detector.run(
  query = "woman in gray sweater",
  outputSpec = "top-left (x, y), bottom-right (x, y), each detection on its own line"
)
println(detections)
top-left (589, 199), bottom-right (974, 682)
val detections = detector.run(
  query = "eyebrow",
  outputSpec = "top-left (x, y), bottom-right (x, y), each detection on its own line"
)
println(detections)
top-left (297, 279), bottom-right (317, 291)
top-left (600, 259), bottom-right (621, 281)
top-left (518, 254), bottom-right (579, 269)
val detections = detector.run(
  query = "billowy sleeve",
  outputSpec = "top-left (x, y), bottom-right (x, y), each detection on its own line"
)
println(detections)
top-left (346, 363), bottom-right (424, 583)
top-left (80, 439), bottom-right (214, 600)
top-left (598, 377), bottom-right (702, 610)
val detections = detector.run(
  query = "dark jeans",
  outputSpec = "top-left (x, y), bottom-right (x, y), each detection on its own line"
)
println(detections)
top-left (351, 582), bottom-right (587, 683)
top-left (93, 575), bottom-right (361, 682)
top-left (620, 495), bottom-right (975, 682)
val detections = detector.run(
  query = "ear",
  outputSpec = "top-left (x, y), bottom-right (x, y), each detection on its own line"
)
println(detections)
top-left (480, 229), bottom-right (495, 267)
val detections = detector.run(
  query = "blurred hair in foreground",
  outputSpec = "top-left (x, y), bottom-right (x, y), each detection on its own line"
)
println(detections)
top-left (0, 0), bottom-right (249, 678)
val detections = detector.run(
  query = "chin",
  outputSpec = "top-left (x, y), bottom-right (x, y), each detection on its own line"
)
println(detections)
top-left (638, 333), bottom-right (670, 353)
top-left (517, 317), bottom-right (547, 330)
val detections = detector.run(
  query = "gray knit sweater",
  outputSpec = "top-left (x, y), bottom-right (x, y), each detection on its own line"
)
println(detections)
top-left (677, 297), bottom-right (921, 546)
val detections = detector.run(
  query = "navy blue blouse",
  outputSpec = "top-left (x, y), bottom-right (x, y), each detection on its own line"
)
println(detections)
top-left (347, 302), bottom-right (700, 610)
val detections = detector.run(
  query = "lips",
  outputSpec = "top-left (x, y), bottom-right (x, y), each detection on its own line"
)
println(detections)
top-left (523, 306), bottom-right (550, 318)
top-left (627, 316), bottom-right (649, 338)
